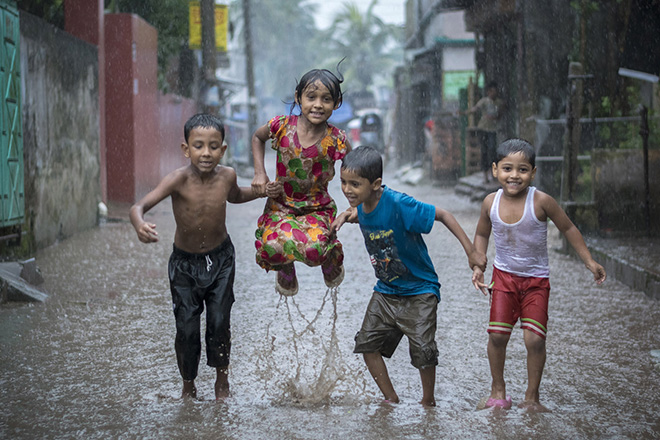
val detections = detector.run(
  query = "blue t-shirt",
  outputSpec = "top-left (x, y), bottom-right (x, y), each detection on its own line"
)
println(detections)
top-left (357, 186), bottom-right (441, 300)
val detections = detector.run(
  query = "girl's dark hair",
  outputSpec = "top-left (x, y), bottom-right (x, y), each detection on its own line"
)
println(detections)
top-left (496, 138), bottom-right (536, 167)
top-left (341, 146), bottom-right (382, 183)
top-left (184, 113), bottom-right (225, 143)
top-left (290, 60), bottom-right (345, 115)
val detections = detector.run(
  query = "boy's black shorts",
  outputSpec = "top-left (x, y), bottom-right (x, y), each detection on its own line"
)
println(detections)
top-left (168, 237), bottom-right (235, 381)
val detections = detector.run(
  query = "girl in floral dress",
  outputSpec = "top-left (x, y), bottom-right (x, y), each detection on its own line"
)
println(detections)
top-left (251, 68), bottom-right (352, 296)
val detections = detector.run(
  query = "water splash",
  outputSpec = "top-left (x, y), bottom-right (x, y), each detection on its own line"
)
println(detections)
top-left (255, 286), bottom-right (366, 406)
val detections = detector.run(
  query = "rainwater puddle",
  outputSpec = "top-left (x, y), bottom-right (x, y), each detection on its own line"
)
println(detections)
top-left (1, 175), bottom-right (659, 439)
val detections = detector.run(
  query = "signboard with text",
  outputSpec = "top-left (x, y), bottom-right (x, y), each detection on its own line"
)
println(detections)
top-left (189, 2), bottom-right (228, 52)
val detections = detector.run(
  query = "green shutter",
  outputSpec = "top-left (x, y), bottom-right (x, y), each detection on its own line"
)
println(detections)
top-left (0, 0), bottom-right (23, 227)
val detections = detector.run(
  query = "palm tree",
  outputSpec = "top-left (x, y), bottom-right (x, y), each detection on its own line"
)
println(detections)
top-left (320, 0), bottom-right (402, 92)
top-left (232, 0), bottom-right (321, 99)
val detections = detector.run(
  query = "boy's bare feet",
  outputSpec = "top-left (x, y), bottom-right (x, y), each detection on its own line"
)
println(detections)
top-left (420, 398), bottom-right (436, 407)
top-left (181, 380), bottom-right (197, 399)
top-left (215, 368), bottom-right (230, 400)
top-left (518, 400), bottom-right (551, 412)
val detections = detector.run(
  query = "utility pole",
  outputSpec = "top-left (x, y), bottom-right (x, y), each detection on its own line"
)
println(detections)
top-left (243, 0), bottom-right (257, 166)
top-left (201, 0), bottom-right (217, 113)
top-left (561, 62), bottom-right (586, 203)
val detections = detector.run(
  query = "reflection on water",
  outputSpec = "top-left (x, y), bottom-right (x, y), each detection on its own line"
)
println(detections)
top-left (1, 180), bottom-right (659, 439)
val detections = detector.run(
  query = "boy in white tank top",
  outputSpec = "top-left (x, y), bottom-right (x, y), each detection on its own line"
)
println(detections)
top-left (471, 139), bottom-right (606, 412)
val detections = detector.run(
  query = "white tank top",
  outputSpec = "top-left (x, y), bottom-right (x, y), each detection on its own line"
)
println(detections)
top-left (490, 187), bottom-right (549, 278)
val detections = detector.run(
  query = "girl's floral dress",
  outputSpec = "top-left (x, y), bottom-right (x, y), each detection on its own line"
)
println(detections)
top-left (255, 115), bottom-right (348, 271)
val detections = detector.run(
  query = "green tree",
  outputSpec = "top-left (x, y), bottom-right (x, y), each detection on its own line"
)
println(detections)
top-left (231, 0), bottom-right (320, 100)
top-left (106, 0), bottom-right (189, 93)
top-left (321, 0), bottom-right (402, 92)
top-left (18, 0), bottom-right (64, 28)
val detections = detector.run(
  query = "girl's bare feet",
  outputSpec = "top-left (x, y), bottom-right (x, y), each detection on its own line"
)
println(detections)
top-left (321, 262), bottom-right (344, 288)
top-left (276, 264), bottom-right (298, 296)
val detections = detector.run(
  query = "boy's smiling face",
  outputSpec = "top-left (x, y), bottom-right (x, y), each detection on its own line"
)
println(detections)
top-left (493, 152), bottom-right (536, 197)
top-left (181, 126), bottom-right (226, 174)
top-left (340, 169), bottom-right (382, 211)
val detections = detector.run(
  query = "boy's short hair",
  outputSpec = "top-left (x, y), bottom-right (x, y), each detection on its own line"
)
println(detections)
top-left (496, 138), bottom-right (536, 168)
top-left (184, 113), bottom-right (225, 143)
top-left (341, 145), bottom-right (382, 183)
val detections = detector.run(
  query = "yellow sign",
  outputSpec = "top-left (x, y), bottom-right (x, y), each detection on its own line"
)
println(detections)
top-left (189, 2), bottom-right (228, 52)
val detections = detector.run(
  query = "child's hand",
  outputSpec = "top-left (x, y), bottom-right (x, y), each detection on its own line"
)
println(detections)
top-left (471, 267), bottom-right (489, 296)
top-left (587, 261), bottom-right (606, 285)
top-left (136, 222), bottom-right (159, 243)
top-left (331, 208), bottom-right (357, 233)
top-left (251, 174), bottom-right (269, 197)
top-left (265, 181), bottom-right (283, 198)
top-left (468, 248), bottom-right (487, 272)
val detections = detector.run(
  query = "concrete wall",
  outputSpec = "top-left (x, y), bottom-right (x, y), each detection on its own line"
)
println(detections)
top-left (592, 149), bottom-right (660, 236)
top-left (19, 11), bottom-right (101, 251)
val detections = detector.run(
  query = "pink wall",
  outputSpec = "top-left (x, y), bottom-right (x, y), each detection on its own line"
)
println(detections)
top-left (158, 94), bottom-right (198, 179)
top-left (104, 14), bottom-right (159, 203)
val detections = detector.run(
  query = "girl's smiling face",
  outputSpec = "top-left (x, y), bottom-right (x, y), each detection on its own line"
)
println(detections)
top-left (296, 80), bottom-right (338, 125)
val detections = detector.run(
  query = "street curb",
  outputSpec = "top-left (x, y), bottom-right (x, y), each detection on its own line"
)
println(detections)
top-left (585, 243), bottom-right (660, 300)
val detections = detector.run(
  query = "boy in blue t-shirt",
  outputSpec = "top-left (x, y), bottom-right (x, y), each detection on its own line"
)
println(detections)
top-left (332, 146), bottom-right (486, 406)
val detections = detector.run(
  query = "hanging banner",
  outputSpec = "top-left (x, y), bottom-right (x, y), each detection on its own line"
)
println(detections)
top-left (189, 2), bottom-right (228, 52)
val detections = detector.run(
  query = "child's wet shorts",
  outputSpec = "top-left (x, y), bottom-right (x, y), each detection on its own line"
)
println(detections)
top-left (168, 238), bottom-right (236, 380)
top-left (488, 267), bottom-right (550, 339)
top-left (354, 291), bottom-right (439, 369)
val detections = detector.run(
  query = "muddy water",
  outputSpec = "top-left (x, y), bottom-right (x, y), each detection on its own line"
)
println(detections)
top-left (2, 170), bottom-right (659, 439)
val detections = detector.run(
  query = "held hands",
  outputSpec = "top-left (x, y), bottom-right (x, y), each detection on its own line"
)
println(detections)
top-left (471, 266), bottom-right (490, 296)
top-left (135, 221), bottom-right (159, 243)
top-left (330, 207), bottom-right (358, 234)
top-left (251, 173), bottom-right (269, 197)
top-left (468, 247), bottom-right (487, 273)
top-left (265, 181), bottom-right (283, 198)
top-left (251, 173), bottom-right (283, 199)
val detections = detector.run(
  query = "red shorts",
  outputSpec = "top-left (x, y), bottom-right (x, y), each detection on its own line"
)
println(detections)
top-left (488, 267), bottom-right (550, 339)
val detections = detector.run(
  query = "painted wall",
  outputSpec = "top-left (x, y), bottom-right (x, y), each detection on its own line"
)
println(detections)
top-left (19, 11), bottom-right (101, 251)
top-left (158, 93), bottom-right (197, 179)
top-left (105, 14), bottom-right (159, 203)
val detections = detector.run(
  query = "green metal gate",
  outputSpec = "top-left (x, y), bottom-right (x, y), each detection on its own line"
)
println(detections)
top-left (0, 0), bottom-right (23, 228)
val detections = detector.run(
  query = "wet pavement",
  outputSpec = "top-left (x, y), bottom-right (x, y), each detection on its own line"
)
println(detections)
top-left (1, 159), bottom-right (659, 439)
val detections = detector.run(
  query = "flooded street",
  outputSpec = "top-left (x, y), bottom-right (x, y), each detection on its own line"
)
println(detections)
top-left (1, 163), bottom-right (659, 439)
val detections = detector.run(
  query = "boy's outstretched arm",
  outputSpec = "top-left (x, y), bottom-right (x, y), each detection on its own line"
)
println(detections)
top-left (330, 207), bottom-right (358, 234)
top-left (130, 172), bottom-right (179, 243)
top-left (540, 192), bottom-right (606, 284)
top-left (226, 168), bottom-right (263, 204)
top-left (472, 195), bottom-right (494, 295)
top-left (435, 207), bottom-right (486, 272)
